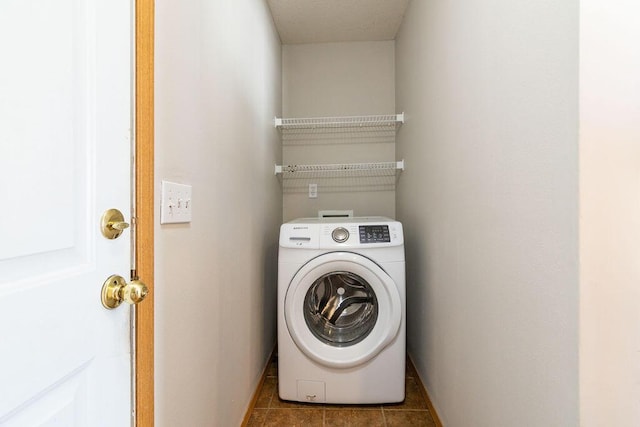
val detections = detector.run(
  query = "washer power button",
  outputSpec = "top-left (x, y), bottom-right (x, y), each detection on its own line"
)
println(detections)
top-left (332, 227), bottom-right (349, 243)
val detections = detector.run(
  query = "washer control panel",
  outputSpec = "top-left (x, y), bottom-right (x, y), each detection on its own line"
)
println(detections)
top-left (280, 217), bottom-right (403, 249)
top-left (331, 227), bottom-right (349, 243)
top-left (359, 225), bottom-right (390, 244)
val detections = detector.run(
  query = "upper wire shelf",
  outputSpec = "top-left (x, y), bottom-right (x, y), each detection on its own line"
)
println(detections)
top-left (274, 113), bottom-right (404, 132)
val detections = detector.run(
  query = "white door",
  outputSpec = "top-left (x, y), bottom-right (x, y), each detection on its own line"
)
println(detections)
top-left (0, 1), bottom-right (134, 425)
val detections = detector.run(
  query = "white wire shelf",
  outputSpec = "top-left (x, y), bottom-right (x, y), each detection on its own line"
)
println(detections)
top-left (274, 113), bottom-right (404, 132)
top-left (275, 160), bottom-right (404, 176)
top-left (274, 160), bottom-right (405, 193)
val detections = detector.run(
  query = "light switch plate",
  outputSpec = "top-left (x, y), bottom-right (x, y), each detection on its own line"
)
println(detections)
top-left (160, 180), bottom-right (192, 224)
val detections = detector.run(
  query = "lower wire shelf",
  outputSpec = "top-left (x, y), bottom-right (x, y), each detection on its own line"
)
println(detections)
top-left (275, 160), bottom-right (404, 193)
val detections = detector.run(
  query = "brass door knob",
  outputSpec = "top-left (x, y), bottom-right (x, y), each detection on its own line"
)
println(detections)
top-left (101, 275), bottom-right (149, 309)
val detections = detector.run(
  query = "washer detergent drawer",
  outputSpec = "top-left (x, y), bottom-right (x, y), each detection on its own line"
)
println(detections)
top-left (297, 380), bottom-right (326, 403)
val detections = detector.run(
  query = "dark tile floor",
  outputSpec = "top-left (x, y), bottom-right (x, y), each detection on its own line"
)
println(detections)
top-left (246, 355), bottom-right (436, 426)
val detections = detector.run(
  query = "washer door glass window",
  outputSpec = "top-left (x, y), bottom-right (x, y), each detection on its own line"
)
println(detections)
top-left (284, 252), bottom-right (402, 369)
top-left (304, 271), bottom-right (378, 347)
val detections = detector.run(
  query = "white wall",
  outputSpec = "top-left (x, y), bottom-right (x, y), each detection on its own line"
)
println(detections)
top-left (579, 1), bottom-right (640, 425)
top-left (282, 41), bottom-right (396, 221)
top-left (154, 1), bottom-right (282, 425)
top-left (395, 1), bottom-right (579, 425)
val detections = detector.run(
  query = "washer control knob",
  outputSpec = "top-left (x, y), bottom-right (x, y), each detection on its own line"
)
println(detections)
top-left (332, 227), bottom-right (349, 243)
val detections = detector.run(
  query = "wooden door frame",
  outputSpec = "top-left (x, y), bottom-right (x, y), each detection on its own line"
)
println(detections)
top-left (135, 0), bottom-right (154, 425)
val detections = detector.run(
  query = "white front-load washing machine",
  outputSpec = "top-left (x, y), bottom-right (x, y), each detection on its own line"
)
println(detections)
top-left (278, 217), bottom-right (405, 404)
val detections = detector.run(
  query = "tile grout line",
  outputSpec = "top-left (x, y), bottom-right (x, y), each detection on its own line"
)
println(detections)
top-left (381, 406), bottom-right (388, 427)
top-left (265, 374), bottom-right (275, 425)
top-left (266, 379), bottom-right (275, 408)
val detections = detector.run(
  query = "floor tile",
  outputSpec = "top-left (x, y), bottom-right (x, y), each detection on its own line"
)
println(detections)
top-left (255, 377), bottom-right (276, 408)
top-left (384, 409), bottom-right (436, 427)
top-left (262, 408), bottom-right (324, 427)
top-left (245, 408), bottom-right (268, 426)
top-left (325, 408), bottom-right (386, 427)
top-left (405, 357), bottom-right (417, 379)
top-left (246, 355), bottom-right (437, 426)
top-left (382, 377), bottom-right (428, 410)
top-left (324, 409), bottom-right (351, 427)
top-left (266, 358), bottom-right (278, 377)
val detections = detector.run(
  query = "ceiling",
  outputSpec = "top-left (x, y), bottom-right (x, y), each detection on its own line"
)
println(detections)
top-left (266, 0), bottom-right (410, 44)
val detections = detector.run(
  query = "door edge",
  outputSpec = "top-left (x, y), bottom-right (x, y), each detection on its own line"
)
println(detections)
top-left (135, 0), bottom-right (154, 425)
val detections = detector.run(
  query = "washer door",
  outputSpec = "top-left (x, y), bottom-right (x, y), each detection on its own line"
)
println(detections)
top-left (285, 252), bottom-right (402, 369)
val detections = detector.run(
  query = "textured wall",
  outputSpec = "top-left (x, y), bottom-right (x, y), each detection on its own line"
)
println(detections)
top-left (154, 1), bottom-right (282, 425)
top-left (395, 1), bottom-right (579, 425)
top-left (282, 41), bottom-right (397, 221)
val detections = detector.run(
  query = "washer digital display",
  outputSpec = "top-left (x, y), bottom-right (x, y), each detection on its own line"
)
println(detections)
top-left (359, 225), bottom-right (390, 243)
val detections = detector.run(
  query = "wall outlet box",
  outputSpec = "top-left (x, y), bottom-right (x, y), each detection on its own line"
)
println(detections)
top-left (161, 180), bottom-right (192, 224)
top-left (308, 183), bottom-right (318, 198)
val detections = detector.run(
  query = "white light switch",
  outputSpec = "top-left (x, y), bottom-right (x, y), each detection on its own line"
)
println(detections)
top-left (161, 180), bottom-right (192, 224)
